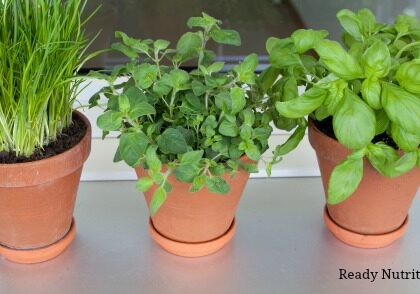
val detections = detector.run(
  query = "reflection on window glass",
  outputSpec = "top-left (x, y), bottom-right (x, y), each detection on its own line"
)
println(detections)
top-left (84, 0), bottom-right (420, 69)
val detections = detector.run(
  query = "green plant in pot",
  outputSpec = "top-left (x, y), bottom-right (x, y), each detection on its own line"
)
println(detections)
top-left (263, 8), bottom-right (420, 248)
top-left (0, 0), bottom-right (98, 264)
top-left (89, 13), bottom-right (274, 257)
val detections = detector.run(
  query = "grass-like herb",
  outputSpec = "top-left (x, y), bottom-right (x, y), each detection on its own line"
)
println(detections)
top-left (0, 0), bottom-right (98, 157)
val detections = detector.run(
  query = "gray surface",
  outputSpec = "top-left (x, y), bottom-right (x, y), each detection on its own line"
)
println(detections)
top-left (1, 178), bottom-right (420, 294)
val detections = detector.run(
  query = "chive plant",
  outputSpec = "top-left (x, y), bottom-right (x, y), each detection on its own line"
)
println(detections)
top-left (0, 0), bottom-right (98, 157)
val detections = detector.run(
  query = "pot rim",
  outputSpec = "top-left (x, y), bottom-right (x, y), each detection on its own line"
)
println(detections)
top-left (0, 110), bottom-right (92, 187)
top-left (0, 110), bottom-right (90, 167)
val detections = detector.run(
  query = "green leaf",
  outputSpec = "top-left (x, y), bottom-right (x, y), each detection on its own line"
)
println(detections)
top-left (314, 39), bottom-right (364, 80)
top-left (210, 28), bottom-right (241, 46)
top-left (244, 142), bottom-right (261, 161)
top-left (146, 146), bottom-right (162, 173)
top-left (219, 119), bottom-right (239, 137)
top-left (333, 89), bottom-right (376, 150)
top-left (336, 9), bottom-right (362, 39)
top-left (129, 102), bottom-right (156, 119)
top-left (174, 164), bottom-right (199, 182)
top-left (381, 82), bottom-right (420, 135)
top-left (327, 149), bottom-right (365, 205)
top-left (272, 124), bottom-right (306, 162)
top-left (395, 60), bottom-right (420, 94)
top-left (391, 123), bottom-right (420, 152)
top-left (111, 42), bottom-right (138, 59)
top-left (153, 81), bottom-right (172, 96)
top-left (361, 78), bottom-right (382, 110)
top-left (157, 128), bottom-right (188, 154)
top-left (358, 8), bottom-right (376, 35)
top-left (230, 87), bottom-right (246, 114)
top-left (269, 46), bottom-right (301, 68)
top-left (136, 177), bottom-right (154, 192)
top-left (133, 64), bottom-right (158, 89)
top-left (118, 95), bottom-right (130, 114)
top-left (165, 69), bottom-right (190, 90)
top-left (191, 81), bottom-right (207, 96)
top-left (150, 187), bottom-right (167, 216)
top-left (189, 175), bottom-right (206, 192)
top-left (154, 39), bottom-right (170, 51)
top-left (266, 37), bottom-right (293, 54)
top-left (276, 87), bottom-right (327, 118)
top-left (234, 53), bottom-right (258, 84)
top-left (367, 143), bottom-right (417, 177)
top-left (361, 40), bottom-right (391, 78)
top-left (97, 111), bottom-right (123, 131)
top-left (119, 132), bottom-right (149, 167)
top-left (176, 32), bottom-right (202, 60)
top-left (113, 146), bottom-right (122, 163)
top-left (181, 150), bottom-right (204, 164)
top-left (187, 13), bottom-right (220, 29)
top-left (375, 109), bottom-right (390, 135)
top-left (205, 177), bottom-right (230, 194)
top-left (291, 29), bottom-right (329, 53)
top-left (206, 62), bottom-right (225, 74)
top-left (258, 66), bottom-right (281, 91)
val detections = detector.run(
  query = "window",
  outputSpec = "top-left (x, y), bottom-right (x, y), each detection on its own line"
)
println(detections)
top-left (84, 0), bottom-right (419, 70)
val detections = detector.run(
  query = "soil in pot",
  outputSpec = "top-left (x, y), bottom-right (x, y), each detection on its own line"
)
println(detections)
top-left (309, 118), bottom-right (420, 248)
top-left (0, 111), bottom-right (91, 263)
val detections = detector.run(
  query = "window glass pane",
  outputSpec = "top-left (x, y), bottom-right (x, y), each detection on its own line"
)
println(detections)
top-left (84, 0), bottom-right (420, 69)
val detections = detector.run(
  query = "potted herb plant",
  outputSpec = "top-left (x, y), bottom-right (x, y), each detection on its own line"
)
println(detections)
top-left (0, 0), bottom-right (98, 263)
top-left (89, 13), bottom-right (273, 257)
top-left (263, 8), bottom-right (420, 248)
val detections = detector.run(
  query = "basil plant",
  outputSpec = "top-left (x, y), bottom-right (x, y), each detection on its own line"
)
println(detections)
top-left (89, 13), bottom-right (273, 215)
top-left (262, 8), bottom-right (420, 205)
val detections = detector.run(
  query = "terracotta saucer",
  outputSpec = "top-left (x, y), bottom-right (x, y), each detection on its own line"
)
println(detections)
top-left (0, 218), bottom-right (76, 264)
top-left (148, 218), bottom-right (236, 257)
top-left (323, 208), bottom-right (409, 249)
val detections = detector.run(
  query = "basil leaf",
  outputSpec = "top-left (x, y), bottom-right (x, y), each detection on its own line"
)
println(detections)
top-left (381, 82), bottom-right (420, 135)
top-left (337, 9), bottom-right (362, 40)
top-left (391, 123), bottom-right (420, 152)
top-left (361, 40), bottom-right (391, 78)
top-left (275, 87), bottom-right (327, 118)
top-left (272, 124), bottom-right (306, 162)
top-left (133, 64), bottom-right (158, 89)
top-left (314, 39), bottom-right (364, 80)
top-left (328, 149), bottom-right (365, 205)
top-left (367, 143), bottom-right (417, 177)
top-left (291, 29), bottom-right (328, 53)
top-left (129, 102), bottom-right (156, 119)
top-left (333, 89), bottom-right (376, 150)
top-left (395, 60), bottom-right (420, 94)
top-left (361, 78), bottom-right (382, 110)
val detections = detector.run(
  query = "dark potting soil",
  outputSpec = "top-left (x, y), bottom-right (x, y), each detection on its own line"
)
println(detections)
top-left (313, 116), bottom-right (398, 149)
top-left (0, 114), bottom-right (87, 164)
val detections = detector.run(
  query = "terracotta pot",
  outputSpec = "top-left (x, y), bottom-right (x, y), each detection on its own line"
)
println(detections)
top-left (308, 119), bottom-right (420, 248)
top-left (0, 111), bottom-right (91, 263)
top-left (135, 157), bottom-right (252, 257)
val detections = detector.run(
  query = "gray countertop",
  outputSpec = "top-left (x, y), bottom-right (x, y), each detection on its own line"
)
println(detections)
top-left (1, 178), bottom-right (420, 294)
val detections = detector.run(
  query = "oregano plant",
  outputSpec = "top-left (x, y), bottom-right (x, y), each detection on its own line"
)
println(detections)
top-left (89, 13), bottom-right (273, 215)
top-left (262, 8), bottom-right (420, 204)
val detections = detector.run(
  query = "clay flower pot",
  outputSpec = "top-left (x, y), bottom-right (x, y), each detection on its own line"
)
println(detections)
top-left (0, 111), bottom-right (91, 263)
top-left (135, 158), bottom-right (252, 257)
top-left (308, 119), bottom-right (420, 248)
